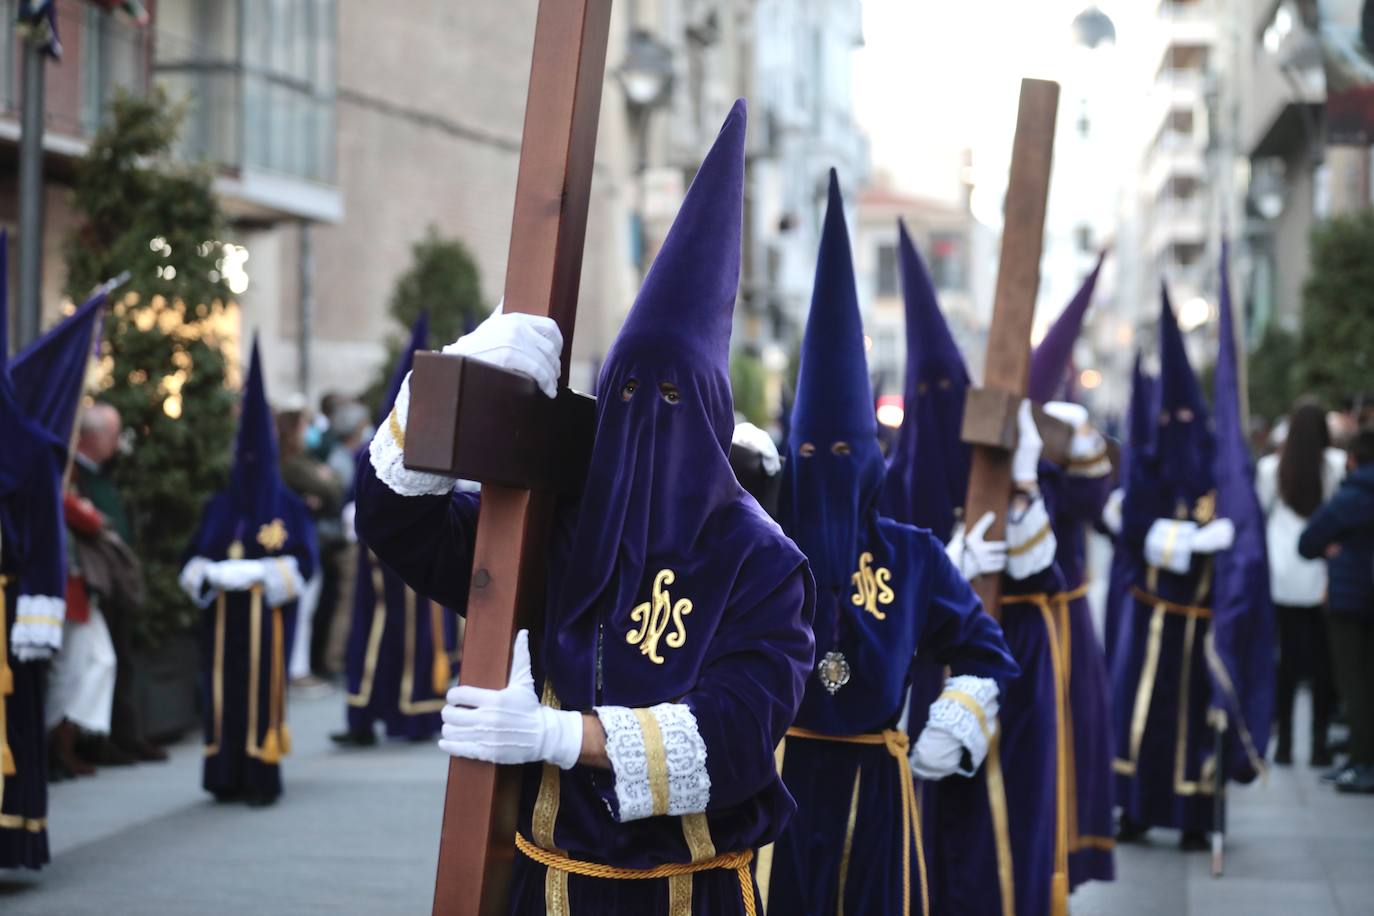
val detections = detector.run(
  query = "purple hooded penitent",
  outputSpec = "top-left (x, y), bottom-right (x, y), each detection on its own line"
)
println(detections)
top-left (342, 311), bottom-right (458, 741)
top-left (880, 220), bottom-right (971, 542)
top-left (767, 173), bottom-right (1014, 916)
top-left (1111, 283), bottom-right (1230, 834)
top-left (356, 103), bottom-right (820, 911)
top-left (0, 229), bottom-right (68, 871)
top-left (10, 286), bottom-right (108, 458)
top-left (1206, 240), bottom-right (1275, 783)
top-left (1028, 251), bottom-right (1105, 404)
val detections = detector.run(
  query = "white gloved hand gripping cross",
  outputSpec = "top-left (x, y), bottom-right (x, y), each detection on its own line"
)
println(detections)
top-left (443, 310), bottom-right (564, 399)
top-left (439, 629), bottom-right (584, 769)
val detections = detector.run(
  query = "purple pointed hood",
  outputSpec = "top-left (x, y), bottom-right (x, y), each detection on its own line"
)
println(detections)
top-left (779, 170), bottom-right (884, 588)
top-left (0, 230), bottom-right (47, 497)
top-left (11, 286), bottom-right (109, 457)
top-left (879, 220), bottom-right (970, 542)
top-left (553, 100), bottom-right (749, 629)
top-left (1028, 251), bottom-right (1105, 402)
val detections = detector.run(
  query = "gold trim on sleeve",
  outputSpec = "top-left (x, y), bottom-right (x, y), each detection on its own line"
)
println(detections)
top-left (1007, 521), bottom-right (1053, 557)
top-left (388, 408), bottom-right (406, 450)
top-left (633, 707), bottom-right (671, 817)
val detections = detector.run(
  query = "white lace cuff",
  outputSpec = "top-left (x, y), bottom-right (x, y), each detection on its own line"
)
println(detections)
top-left (368, 373), bottom-right (459, 497)
top-left (1006, 495), bottom-right (1056, 579)
top-left (262, 556), bottom-right (305, 607)
top-left (595, 702), bottom-right (712, 822)
top-left (1145, 518), bottom-right (1196, 574)
top-left (12, 593), bottom-right (65, 659)
top-left (179, 556), bottom-right (217, 608)
top-left (1067, 427), bottom-right (1112, 478)
top-left (926, 675), bottom-right (999, 776)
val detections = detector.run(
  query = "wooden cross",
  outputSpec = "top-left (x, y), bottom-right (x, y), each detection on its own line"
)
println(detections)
top-left (960, 78), bottom-right (1061, 621)
top-left (401, 3), bottom-right (612, 914)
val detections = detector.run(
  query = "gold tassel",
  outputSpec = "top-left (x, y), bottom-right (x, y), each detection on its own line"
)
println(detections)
top-left (0, 664), bottom-right (11, 696)
top-left (429, 603), bottom-right (451, 695)
top-left (260, 728), bottom-right (281, 764)
top-left (279, 723), bottom-right (292, 756)
top-left (1, 744), bottom-right (15, 777)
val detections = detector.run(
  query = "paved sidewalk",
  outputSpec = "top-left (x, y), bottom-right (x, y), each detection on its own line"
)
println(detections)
top-left (3, 681), bottom-right (1373, 914)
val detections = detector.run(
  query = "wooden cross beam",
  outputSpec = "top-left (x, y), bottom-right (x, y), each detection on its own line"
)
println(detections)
top-left (960, 78), bottom-right (1060, 621)
top-left (401, 3), bottom-right (613, 914)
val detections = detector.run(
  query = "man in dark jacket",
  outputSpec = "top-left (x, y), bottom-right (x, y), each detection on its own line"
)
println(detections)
top-left (1300, 429), bottom-right (1374, 793)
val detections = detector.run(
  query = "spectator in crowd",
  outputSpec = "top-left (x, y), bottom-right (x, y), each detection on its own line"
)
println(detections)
top-left (276, 407), bottom-right (342, 683)
top-left (326, 400), bottom-right (370, 495)
top-left (1299, 428), bottom-right (1374, 793)
top-left (1258, 400), bottom-right (1345, 766)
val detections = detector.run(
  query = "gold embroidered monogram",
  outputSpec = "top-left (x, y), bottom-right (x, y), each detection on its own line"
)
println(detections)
top-left (626, 569), bottom-right (693, 665)
top-left (850, 551), bottom-right (894, 620)
top-left (257, 519), bottom-right (288, 552)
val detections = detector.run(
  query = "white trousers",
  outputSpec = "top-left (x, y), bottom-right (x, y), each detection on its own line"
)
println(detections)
top-left (46, 607), bottom-right (117, 734)
top-left (289, 572), bottom-right (323, 680)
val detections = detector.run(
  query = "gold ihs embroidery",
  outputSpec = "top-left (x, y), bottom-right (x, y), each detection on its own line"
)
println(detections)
top-left (851, 551), bottom-right (895, 620)
top-left (626, 569), bottom-right (693, 665)
top-left (257, 519), bottom-right (288, 552)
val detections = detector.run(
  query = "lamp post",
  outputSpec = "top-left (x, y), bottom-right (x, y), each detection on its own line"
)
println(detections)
top-left (616, 28), bottom-right (673, 277)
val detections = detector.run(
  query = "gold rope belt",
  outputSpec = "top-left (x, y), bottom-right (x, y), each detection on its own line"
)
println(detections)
top-left (1129, 587), bottom-right (1212, 619)
top-left (784, 726), bottom-right (928, 916)
top-left (514, 833), bottom-right (757, 916)
top-left (0, 572), bottom-right (14, 807)
top-left (995, 590), bottom-right (1076, 916)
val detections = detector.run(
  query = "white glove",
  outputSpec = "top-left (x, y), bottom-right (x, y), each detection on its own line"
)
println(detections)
top-left (179, 556), bottom-right (214, 606)
top-left (206, 559), bottom-right (267, 592)
top-left (946, 510), bottom-right (1008, 580)
top-left (911, 675), bottom-right (1000, 780)
top-left (1042, 400), bottom-right (1088, 429)
top-left (1193, 518), bottom-right (1235, 554)
top-left (732, 422), bottom-right (781, 476)
top-left (439, 629), bottom-right (584, 769)
top-left (1101, 488), bottom-right (1124, 537)
top-left (443, 311), bottom-right (563, 399)
top-left (1012, 399), bottom-right (1042, 485)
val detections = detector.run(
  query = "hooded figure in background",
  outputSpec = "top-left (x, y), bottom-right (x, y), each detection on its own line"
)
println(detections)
top-left (1025, 255), bottom-right (1118, 888)
top-left (1102, 353), bottom-right (1153, 662)
top-left (764, 174), bottom-right (1017, 916)
top-left (1112, 287), bottom-right (1235, 847)
top-left (355, 101), bottom-right (818, 916)
top-left (885, 223), bottom-right (1074, 916)
top-left (0, 231), bottom-right (69, 870)
top-left (334, 313), bottom-right (457, 746)
top-left (179, 340), bottom-right (317, 806)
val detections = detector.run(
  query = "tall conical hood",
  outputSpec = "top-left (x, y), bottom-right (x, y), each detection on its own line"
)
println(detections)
top-left (1207, 238), bottom-right (1274, 783)
top-left (0, 229), bottom-right (46, 497)
top-left (229, 336), bottom-right (284, 527)
top-left (1028, 251), bottom-right (1105, 402)
top-left (549, 101), bottom-right (753, 693)
top-left (780, 169), bottom-right (885, 587)
top-left (1123, 348), bottom-right (1154, 481)
top-left (379, 311), bottom-right (429, 424)
top-left (599, 97), bottom-right (745, 434)
top-left (880, 219), bottom-right (971, 541)
top-left (11, 286), bottom-right (109, 455)
top-left (1152, 282), bottom-right (1213, 494)
top-left (0, 229), bottom-right (9, 370)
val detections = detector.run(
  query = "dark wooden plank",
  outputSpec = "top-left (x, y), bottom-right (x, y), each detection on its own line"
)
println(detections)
top-left (961, 78), bottom-right (1060, 621)
top-left (420, 2), bottom-right (614, 914)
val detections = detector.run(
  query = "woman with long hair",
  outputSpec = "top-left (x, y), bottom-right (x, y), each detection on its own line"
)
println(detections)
top-left (1257, 399), bottom-right (1346, 765)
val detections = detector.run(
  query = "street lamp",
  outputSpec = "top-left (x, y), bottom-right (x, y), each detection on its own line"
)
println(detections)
top-left (616, 29), bottom-right (674, 277)
top-left (1070, 6), bottom-right (1117, 50)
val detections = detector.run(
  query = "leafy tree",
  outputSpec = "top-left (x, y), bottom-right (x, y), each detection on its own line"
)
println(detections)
top-left (1297, 212), bottom-right (1374, 407)
top-left (64, 89), bottom-right (237, 645)
top-left (362, 228), bottom-right (486, 414)
top-left (1246, 325), bottom-right (1300, 425)
top-left (730, 348), bottom-right (768, 426)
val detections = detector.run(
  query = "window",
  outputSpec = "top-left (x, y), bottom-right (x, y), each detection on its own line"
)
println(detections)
top-left (929, 232), bottom-right (966, 291)
top-left (876, 243), bottom-right (899, 297)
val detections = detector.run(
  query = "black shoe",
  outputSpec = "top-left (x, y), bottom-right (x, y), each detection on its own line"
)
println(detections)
top-left (330, 729), bottom-right (377, 748)
top-left (1179, 830), bottom-right (1210, 851)
top-left (1321, 764), bottom-right (1354, 785)
top-left (1335, 765), bottom-right (1374, 795)
top-left (1274, 745), bottom-right (1293, 766)
top-left (1117, 816), bottom-right (1149, 842)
